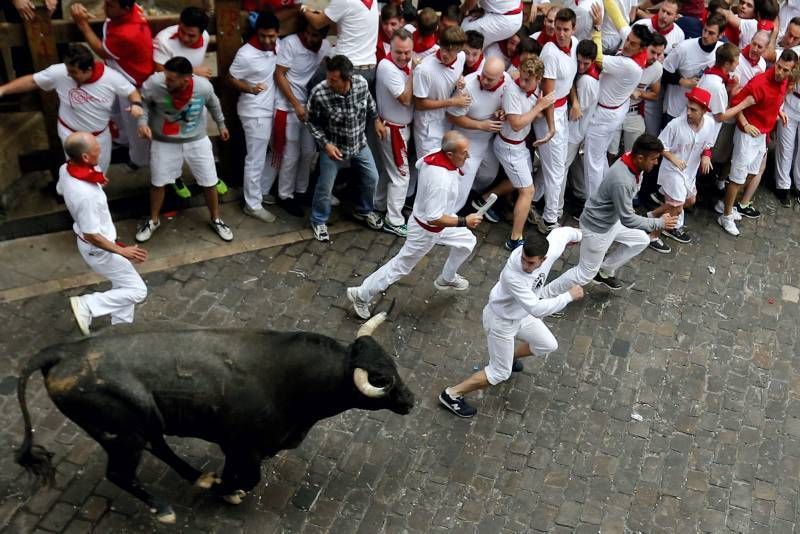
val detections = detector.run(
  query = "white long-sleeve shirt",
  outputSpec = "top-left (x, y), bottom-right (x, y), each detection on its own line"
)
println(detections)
top-left (488, 227), bottom-right (581, 320)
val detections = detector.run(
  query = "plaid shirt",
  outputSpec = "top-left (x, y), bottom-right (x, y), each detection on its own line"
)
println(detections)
top-left (306, 75), bottom-right (377, 160)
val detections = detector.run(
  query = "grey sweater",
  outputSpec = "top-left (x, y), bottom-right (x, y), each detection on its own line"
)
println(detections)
top-left (580, 158), bottom-right (664, 233)
top-left (138, 72), bottom-right (226, 143)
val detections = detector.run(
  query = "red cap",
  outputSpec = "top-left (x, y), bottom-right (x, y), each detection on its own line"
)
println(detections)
top-left (685, 87), bottom-right (712, 112)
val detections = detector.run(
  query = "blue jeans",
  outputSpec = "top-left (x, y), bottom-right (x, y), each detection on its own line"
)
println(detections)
top-left (311, 145), bottom-right (379, 225)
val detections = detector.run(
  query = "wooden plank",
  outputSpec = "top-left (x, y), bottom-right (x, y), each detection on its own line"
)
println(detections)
top-left (22, 6), bottom-right (62, 178)
top-left (214, 0), bottom-right (246, 183)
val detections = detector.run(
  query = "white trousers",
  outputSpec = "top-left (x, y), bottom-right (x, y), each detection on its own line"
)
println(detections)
top-left (114, 95), bottom-right (150, 167)
top-left (583, 105), bottom-right (628, 198)
top-left (355, 218), bottom-right (476, 302)
top-left (77, 238), bottom-right (147, 324)
top-left (461, 11), bottom-right (523, 47)
top-left (274, 112), bottom-right (315, 200)
top-left (456, 136), bottom-right (497, 211)
top-left (58, 123), bottom-right (112, 173)
top-left (541, 221), bottom-right (649, 297)
top-left (375, 124), bottom-right (411, 226)
top-left (241, 116), bottom-right (274, 210)
top-left (413, 118), bottom-right (449, 161)
top-left (533, 105), bottom-right (569, 222)
top-left (483, 305), bottom-right (557, 385)
top-left (775, 113), bottom-right (800, 190)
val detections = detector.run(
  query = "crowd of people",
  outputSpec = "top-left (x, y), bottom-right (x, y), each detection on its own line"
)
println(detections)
top-left (1, 0), bottom-right (799, 416)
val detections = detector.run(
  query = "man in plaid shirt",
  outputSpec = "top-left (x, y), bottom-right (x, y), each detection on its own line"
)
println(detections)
top-left (306, 55), bottom-right (387, 241)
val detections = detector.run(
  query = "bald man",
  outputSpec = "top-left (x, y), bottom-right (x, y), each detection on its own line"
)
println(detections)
top-left (447, 56), bottom-right (510, 213)
top-left (58, 132), bottom-right (148, 336)
top-left (347, 132), bottom-right (483, 320)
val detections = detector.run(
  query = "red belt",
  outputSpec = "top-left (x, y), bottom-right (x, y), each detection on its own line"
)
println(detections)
top-left (414, 216), bottom-right (444, 233)
top-left (598, 101), bottom-right (624, 110)
top-left (499, 134), bottom-right (525, 145)
top-left (503, 3), bottom-right (523, 14)
top-left (382, 119), bottom-right (409, 175)
top-left (554, 96), bottom-right (568, 108)
top-left (59, 117), bottom-right (108, 136)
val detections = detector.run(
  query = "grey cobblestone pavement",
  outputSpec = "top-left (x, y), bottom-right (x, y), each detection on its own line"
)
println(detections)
top-left (1, 196), bottom-right (799, 533)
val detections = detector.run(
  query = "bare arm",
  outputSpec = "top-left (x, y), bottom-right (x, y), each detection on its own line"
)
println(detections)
top-left (447, 113), bottom-right (502, 132)
top-left (415, 94), bottom-right (468, 110)
top-left (71, 4), bottom-right (113, 59)
top-left (539, 77), bottom-right (556, 136)
top-left (302, 7), bottom-right (333, 30)
top-left (82, 233), bottom-right (148, 263)
top-left (428, 213), bottom-right (482, 229)
top-left (719, 95), bottom-right (756, 122)
top-left (0, 74), bottom-right (39, 98)
top-left (638, 79), bottom-right (661, 101)
top-left (508, 92), bottom-right (557, 130)
top-left (397, 76), bottom-right (413, 106)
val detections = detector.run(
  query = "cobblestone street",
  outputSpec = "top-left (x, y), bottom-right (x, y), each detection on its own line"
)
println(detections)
top-left (1, 194), bottom-right (799, 533)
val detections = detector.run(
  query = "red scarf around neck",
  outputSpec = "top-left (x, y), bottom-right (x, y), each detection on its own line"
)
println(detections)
top-left (650, 14), bottom-right (674, 35)
top-left (704, 65), bottom-right (735, 86)
top-left (436, 49), bottom-right (457, 69)
top-left (82, 61), bottom-right (105, 85)
top-left (478, 74), bottom-right (505, 92)
top-left (170, 77), bottom-right (193, 110)
top-left (629, 50), bottom-right (648, 68)
top-left (620, 152), bottom-right (641, 183)
top-left (383, 56), bottom-right (411, 75)
top-left (741, 45), bottom-right (761, 66)
top-left (67, 161), bottom-right (108, 185)
top-left (536, 31), bottom-right (555, 46)
top-left (585, 62), bottom-right (601, 80)
top-left (464, 53), bottom-right (483, 75)
top-left (424, 150), bottom-right (463, 174)
top-left (171, 30), bottom-right (204, 49)
top-left (515, 77), bottom-right (536, 96)
top-left (248, 34), bottom-right (274, 52)
top-left (360, 0), bottom-right (374, 9)
top-left (413, 32), bottom-right (438, 53)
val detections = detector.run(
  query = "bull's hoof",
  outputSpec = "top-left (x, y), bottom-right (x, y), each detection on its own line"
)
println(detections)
top-left (195, 472), bottom-right (221, 489)
top-left (222, 490), bottom-right (247, 505)
top-left (151, 506), bottom-right (176, 524)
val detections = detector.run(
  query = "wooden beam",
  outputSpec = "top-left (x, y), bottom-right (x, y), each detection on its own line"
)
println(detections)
top-left (214, 0), bottom-right (245, 183)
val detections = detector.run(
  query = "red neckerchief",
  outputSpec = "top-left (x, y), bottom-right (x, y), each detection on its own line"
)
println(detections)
top-left (704, 65), bottom-right (735, 87)
top-left (171, 30), bottom-right (204, 49)
top-left (585, 62), bottom-right (601, 80)
top-left (629, 50), bottom-right (648, 68)
top-left (515, 77), bottom-right (536, 97)
top-left (479, 74), bottom-right (505, 92)
top-left (413, 32), bottom-right (438, 54)
top-left (741, 45), bottom-right (761, 66)
top-left (423, 150), bottom-right (463, 175)
top-left (758, 19), bottom-right (775, 32)
top-left (620, 152), bottom-right (641, 183)
top-left (67, 161), bottom-right (108, 185)
top-left (464, 54), bottom-right (483, 75)
top-left (382, 56), bottom-right (410, 75)
top-left (360, 0), bottom-right (374, 9)
top-left (248, 34), bottom-right (274, 52)
top-left (82, 61), bottom-right (105, 85)
top-left (511, 54), bottom-right (521, 68)
top-left (650, 15), bottom-right (674, 35)
top-left (298, 31), bottom-right (322, 53)
top-left (170, 77), bottom-right (193, 110)
top-left (536, 31), bottom-right (555, 46)
top-left (436, 49), bottom-right (457, 69)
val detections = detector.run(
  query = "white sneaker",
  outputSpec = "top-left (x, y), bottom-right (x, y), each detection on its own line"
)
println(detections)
top-left (69, 296), bottom-right (91, 336)
top-left (716, 179), bottom-right (726, 191)
top-left (717, 214), bottom-right (740, 236)
top-left (243, 205), bottom-right (276, 223)
top-left (135, 219), bottom-right (160, 243)
top-left (331, 195), bottom-right (340, 207)
top-left (714, 200), bottom-right (742, 220)
top-left (311, 222), bottom-right (330, 242)
top-left (210, 219), bottom-right (234, 241)
top-left (434, 274), bottom-right (470, 291)
top-left (346, 287), bottom-right (371, 320)
top-left (353, 211), bottom-right (383, 230)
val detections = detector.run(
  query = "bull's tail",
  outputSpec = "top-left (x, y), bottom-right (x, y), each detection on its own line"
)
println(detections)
top-left (15, 350), bottom-right (62, 487)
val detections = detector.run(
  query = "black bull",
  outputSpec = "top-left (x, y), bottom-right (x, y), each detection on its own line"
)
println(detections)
top-left (15, 311), bottom-right (414, 524)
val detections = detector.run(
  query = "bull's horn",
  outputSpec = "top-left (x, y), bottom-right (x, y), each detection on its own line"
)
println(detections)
top-left (353, 368), bottom-right (387, 398)
top-left (357, 312), bottom-right (387, 338)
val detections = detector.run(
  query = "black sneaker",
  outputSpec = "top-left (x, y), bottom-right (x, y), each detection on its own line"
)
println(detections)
top-left (438, 389), bottom-right (477, 418)
top-left (512, 360), bottom-right (524, 373)
top-left (794, 189), bottom-right (800, 206)
top-left (648, 238), bottom-right (671, 254)
top-left (278, 196), bottom-right (304, 217)
top-left (471, 198), bottom-right (500, 223)
top-left (663, 227), bottom-right (692, 244)
top-left (777, 189), bottom-right (791, 208)
top-left (505, 238), bottom-right (524, 251)
top-left (735, 202), bottom-right (761, 219)
top-left (593, 272), bottom-right (623, 290)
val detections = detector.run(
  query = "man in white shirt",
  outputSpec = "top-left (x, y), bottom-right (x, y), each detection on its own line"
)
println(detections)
top-left (764, 15), bottom-right (800, 62)
top-left (447, 56), bottom-right (509, 212)
top-left (346, 132), bottom-right (483, 320)
top-left (271, 19), bottom-right (331, 218)
top-left (531, 8), bottom-right (579, 234)
top-left (375, 28), bottom-right (415, 238)
top-left (661, 14), bottom-right (725, 124)
top-left (59, 132), bottom-right (148, 336)
top-left (780, 0), bottom-right (800, 35)
top-left (0, 44), bottom-right (142, 173)
top-left (581, 24), bottom-right (652, 199)
top-left (438, 229), bottom-right (584, 418)
top-left (413, 26), bottom-right (470, 157)
top-left (153, 7), bottom-right (211, 78)
top-left (228, 11), bottom-right (281, 224)
top-left (633, 0), bottom-right (684, 55)
top-left (460, 0), bottom-right (525, 48)
top-left (775, 38), bottom-right (800, 206)
top-left (302, 0), bottom-right (380, 89)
